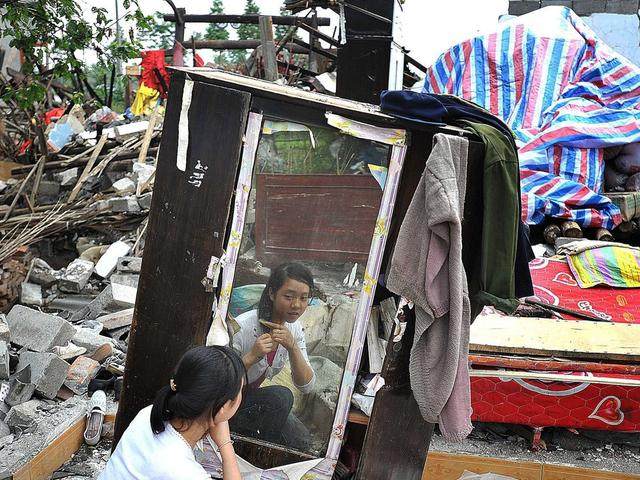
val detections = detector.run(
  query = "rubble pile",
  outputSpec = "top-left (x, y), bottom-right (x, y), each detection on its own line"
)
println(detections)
top-left (0, 98), bottom-right (161, 473)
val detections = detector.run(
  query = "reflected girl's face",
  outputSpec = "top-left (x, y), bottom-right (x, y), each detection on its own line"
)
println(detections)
top-left (270, 278), bottom-right (311, 324)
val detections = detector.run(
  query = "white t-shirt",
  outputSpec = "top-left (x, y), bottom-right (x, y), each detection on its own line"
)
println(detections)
top-left (99, 406), bottom-right (211, 480)
top-left (232, 309), bottom-right (316, 393)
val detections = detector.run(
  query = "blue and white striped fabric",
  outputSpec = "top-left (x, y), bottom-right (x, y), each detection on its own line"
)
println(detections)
top-left (423, 6), bottom-right (640, 228)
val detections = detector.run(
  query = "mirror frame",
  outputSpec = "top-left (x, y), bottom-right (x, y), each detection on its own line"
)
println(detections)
top-left (208, 110), bottom-right (408, 479)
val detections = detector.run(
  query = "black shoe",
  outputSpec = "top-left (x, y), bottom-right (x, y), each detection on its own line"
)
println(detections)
top-left (88, 369), bottom-right (116, 394)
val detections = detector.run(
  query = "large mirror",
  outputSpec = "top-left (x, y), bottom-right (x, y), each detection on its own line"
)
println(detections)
top-left (224, 115), bottom-right (392, 459)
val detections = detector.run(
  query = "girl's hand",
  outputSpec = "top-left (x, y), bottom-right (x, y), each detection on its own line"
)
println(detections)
top-left (250, 333), bottom-right (274, 360)
top-left (209, 420), bottom-right (232, 449)
top-left (271, 325), bottom-right (295, 351)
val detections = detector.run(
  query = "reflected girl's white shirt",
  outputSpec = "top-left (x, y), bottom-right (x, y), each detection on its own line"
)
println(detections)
top-left (232, 309), bottom-right (316, 393)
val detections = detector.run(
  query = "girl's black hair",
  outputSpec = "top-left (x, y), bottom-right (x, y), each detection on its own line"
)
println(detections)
top-left (257, 262), bottom-right (315, 321)
top-left (150, 345), bottom-right (246, 434)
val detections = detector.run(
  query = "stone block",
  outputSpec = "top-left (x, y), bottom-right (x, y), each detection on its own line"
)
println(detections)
top-left (112, 177), bottom-right (136, 194)
top-left (573, 0), bottom-right (607, 14)
top-left (17, 352), bottom-right (70, 399)
top-left (20, 282), bottom-right (43, 307)
top-left (0, 342), bottom-right (8, 380)
top-left (137, 192), bottom-right (153, 210)
top-left (6, 305), bottom-right (76, 353)
top-left (116, 256), bottom-right (142, 274)
top-left (111, 282), bottom-right (137, 307)
top-left (0, 315), bottom-right (9, 343)
top-left (29, 258), bottom-right (60, 287)
top-left (109, 196), bottom-right (141, 213)
top-left (95, 241), bottom-right (131, 278)
top-left (541, 0), bottom-right (572, 6)
top-left (605, 0), bottom-right (639, 14)
top-left (5, 399), bottom-right (40, 430)
top-left (97, 309), bottom-right (134, 331)
top-left (36, 180), bottom-right (60, 198)
top-left (64, 356), bottom-right (100, 394)
top-left (509, 0), bottom-right (541, 15)
top-left (54, 167), bottom-right (79, 187)
top-left (72, 328), bottom-right (114, 356)
top-left (110, 273), bottom-right (139, 289)
top-left (59, 258), bottom-right (94, 293)
top-left (133, 162), bottom-right (155, 186)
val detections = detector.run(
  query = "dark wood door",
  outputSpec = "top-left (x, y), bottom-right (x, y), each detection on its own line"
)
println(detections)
top-left (115, 75), bottom-right (251, 443)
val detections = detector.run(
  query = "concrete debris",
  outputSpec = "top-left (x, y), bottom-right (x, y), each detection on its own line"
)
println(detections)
top-left (17, 352), bottom-right (70, 399)
top-left (95, 241), bottom-right (131, 278)
top-left (109, 196), bottom-right (141, 213)
top-left (111, 177), bottom-right (136, 194)
top-left (5, 366), bottom-right (36, 407)
top-left (59, 258), bottom-right (94, 293)
top-left (5, 399), bottom-right (40, 430)
top-left (138, 192), bottom-right (153, 209)
top-left (36, 180), bottom-right (60, 199)
top-left (0, 420), bottom-right (10, 439)
top-left (64, 356), bottom-right (100, 395)
top-left (0, 342), bottom-right (8, 380)
top-left (7, 305), bottom-right (76, 353)
top-left (19, 282), bottom-right (43, 306)
top-left (72, 329), bottom-right (114, 357)
top-left (28, 258), bottom-right (60, 287)
top-left (54, 167), bottom-right (79, 187)
top-left (116, 256), bottom-right (142, 274)
top-left (0, 315), bottom-right (9, 343)
top-left (97, 309), bottom-right (134, 331)
top-left (110, 273), bottom-right (139, 289)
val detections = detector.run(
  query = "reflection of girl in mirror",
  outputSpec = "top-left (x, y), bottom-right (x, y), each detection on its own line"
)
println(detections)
top-left (100, 346), bottom-right (245, 480)
top-left (231, 262), bottom-right (316, 448)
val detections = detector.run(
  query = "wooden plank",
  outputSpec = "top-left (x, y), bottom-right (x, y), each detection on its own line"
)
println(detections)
top-left (67, 134), bottom-right (108, 203)
top-left (423, 451), bottom-right (542, 480)
top-left (13, 417), bottom-right (86, 480)
top-left (258, 16), bottom-right (278, 81)
top-left (357, 307), bottom-right (433, 480)
top-left (422, 452), bottom-right (640, 480)
top-left (114, 75), bottom-right (250, 444)
top-left (470, 314), bottom-right (640, 362)
top-left (348, 410), bottom-right (370, 426)
top-left (543, 464), bottom-right (640, 479)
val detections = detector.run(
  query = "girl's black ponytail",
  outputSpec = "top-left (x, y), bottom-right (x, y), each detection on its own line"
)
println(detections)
top-left (150, 385), bottom-right (173, 434)
top-left (148, 346), bottom-right (246, 434)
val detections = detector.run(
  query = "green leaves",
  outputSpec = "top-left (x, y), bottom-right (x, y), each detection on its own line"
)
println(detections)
top-left (0, 0), bottom-right (145, 113)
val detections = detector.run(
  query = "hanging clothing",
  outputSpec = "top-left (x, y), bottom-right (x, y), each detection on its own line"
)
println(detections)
top-left (459, 120), bottom-right (521, 317)
top-left (140, 50), bottom-right (170, 97)
top-left (386, 133), bottom-right (473, 441)
top-left (380, 90), bottom-right (533, 314)
top-left (131, 84), bottom-right (161, 117)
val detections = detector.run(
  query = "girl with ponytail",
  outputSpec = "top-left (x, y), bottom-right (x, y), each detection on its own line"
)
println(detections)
top-left (99, 345), bottom-right (246, 480)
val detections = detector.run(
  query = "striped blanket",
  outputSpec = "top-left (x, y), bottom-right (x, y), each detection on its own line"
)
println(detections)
top-left (566, 245), bottom-right (640, 288)
top-left (423, 6), bottom-right (640, 228)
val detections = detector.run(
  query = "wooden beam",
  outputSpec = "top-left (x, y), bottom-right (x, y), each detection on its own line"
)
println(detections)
top-left (12, 417), bottom-right (86, 480)
top-left (163, 13), bottom-right (330, 26)
top-left (190, 39), bottom-right (309, 53)
top-left (423, 451), bottom-right (640, 480)
top-left (470, 314), bottom-right (640, 362)
top-left (114, 75), bottom-right (250, 445)
top-left (258, 16), bottom-right (278, 81)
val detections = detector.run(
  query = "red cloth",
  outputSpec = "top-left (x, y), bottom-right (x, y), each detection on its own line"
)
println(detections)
top-left (140, 50), bottom-right (170, 97)
top-left (194, 53), bottom-right (205, 68)
top-left (44, 107), bottom-right (65, 125)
